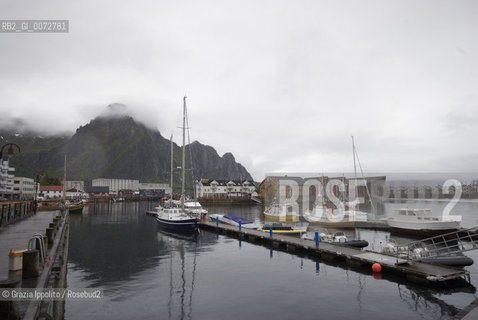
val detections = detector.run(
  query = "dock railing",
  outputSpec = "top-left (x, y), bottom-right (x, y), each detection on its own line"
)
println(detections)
top-left (401, 228), bottom-right (478, 260)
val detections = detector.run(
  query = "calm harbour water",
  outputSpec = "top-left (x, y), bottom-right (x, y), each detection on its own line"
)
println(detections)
top-left (65, 200), bottom-right (478, 320)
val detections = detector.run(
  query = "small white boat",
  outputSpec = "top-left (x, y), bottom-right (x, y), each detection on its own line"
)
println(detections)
top-left (385, 208), bottom-right (461, 231)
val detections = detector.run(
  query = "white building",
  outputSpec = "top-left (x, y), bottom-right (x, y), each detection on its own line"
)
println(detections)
top-left (39, 186), bottom-right (63, 199)
top-left (195, 179), bottom-right (256, 199)
top-left (0, 159), bottom-right (15, 199)
top-left (10, 177), bottom-right (36, 200)
top-left (92, 178), bottom-right (139, 194)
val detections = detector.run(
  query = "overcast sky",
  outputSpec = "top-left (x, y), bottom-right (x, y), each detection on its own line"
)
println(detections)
top-left (1, 0), bottom-right (477, 180)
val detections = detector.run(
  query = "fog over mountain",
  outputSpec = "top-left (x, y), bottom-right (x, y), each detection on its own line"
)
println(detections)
top-left (0, 108), bottom-right (253, 185)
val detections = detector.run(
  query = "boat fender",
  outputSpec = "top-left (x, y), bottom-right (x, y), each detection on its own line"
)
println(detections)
top-left (372, 263), bottom-right (382, 273)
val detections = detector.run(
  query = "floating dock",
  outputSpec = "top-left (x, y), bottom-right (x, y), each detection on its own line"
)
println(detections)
top-left (199, 220), bottom-right (470, 286)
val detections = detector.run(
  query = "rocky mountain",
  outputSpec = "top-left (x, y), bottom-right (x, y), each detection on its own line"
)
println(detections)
top-left (187, 141), bottom-right (252, 182)
top-left (0, 114), bottom-right (253, 188)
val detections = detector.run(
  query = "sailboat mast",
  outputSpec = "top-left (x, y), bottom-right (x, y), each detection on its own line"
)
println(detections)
top-left (62, 154), bottom-right (66, 203)
top-left (352, 135), bottom-right (358, 208)
top-left (352, 135), bottom-right (357, 180)
top-left (170, 134), bottom-right (174, 197)
top-left (181, 96), bottom-right (186, 209)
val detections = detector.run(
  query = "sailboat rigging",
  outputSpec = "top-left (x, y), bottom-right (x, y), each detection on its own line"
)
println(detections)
top-left (63, 154), bottom-right (85, 214)
top-left (155, 97), bottom-right (200, 231)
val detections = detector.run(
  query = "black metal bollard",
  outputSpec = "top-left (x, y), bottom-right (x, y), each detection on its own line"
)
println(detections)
top-left (22, 250), bottom-right (40, 279)
top-left (46, 228), bottom-right (55, 246)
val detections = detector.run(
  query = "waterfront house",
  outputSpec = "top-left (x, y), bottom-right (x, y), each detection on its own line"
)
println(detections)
top-left (195, 179), bottom-right (256, 199)
top-left (259, 176), bottom-right (304, 204)
top-left (39, 185), bottom-right (63, 199)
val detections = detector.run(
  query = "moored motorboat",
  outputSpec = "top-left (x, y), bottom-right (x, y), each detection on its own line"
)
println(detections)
top-left (385, 208), bottom-right (461, 233)
top-left (156, 206), bottom-right (198, 231)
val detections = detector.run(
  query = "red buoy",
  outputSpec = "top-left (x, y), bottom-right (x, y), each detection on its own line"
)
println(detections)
top-left (372, 263), bottom-right (382, 273)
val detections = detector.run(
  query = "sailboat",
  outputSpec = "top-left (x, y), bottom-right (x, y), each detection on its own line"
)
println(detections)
top-left (156, 97), bottom-right (199, 231)
top-left (342, 136), bottom-right (368, 222)
top-left (303, 137), bottom-right (369, 227)
top-left (303, 175), bottom-right (329, 222)
top-left (61, 155), bottom-right (85, 214)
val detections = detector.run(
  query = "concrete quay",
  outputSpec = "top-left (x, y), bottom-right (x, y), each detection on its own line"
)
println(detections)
top-left (0, 209), bottom-right (70, 320)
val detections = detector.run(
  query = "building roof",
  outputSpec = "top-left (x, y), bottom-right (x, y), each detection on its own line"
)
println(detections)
top-left (259, 175), bottom-right (386, 187)
top-left (198, 178), bottom-right (255, 186)
top-left (259, 176), bottom-right (305, 187)
top-left (40, 185), bottom-right (63, 192)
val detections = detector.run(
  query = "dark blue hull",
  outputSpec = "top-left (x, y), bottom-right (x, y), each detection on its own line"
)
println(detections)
top-left (156, 216), bottom-right (198, 231)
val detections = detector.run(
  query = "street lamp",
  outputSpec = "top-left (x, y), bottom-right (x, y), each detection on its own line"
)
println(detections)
top-left (34, 173), bottom-right (45, 212)
top-left (0, 143), bottom-right (21, 159)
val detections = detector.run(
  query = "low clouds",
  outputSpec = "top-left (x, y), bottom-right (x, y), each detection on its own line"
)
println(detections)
top-left (1, 0), bottom-right (477, 180)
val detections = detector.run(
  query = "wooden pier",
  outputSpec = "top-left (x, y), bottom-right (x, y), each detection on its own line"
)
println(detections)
top-left (199, 220), bottom-right (470, 286)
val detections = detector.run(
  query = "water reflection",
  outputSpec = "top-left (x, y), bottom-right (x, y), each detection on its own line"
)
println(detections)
top-left (65, 201), bottom-right (478, 320)
top-left (157, 229), bottom-right (198, 320)
top-left (397, 284), bottom-right (463, 320)
top-left (68, 204), bottom-right (161, 285)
